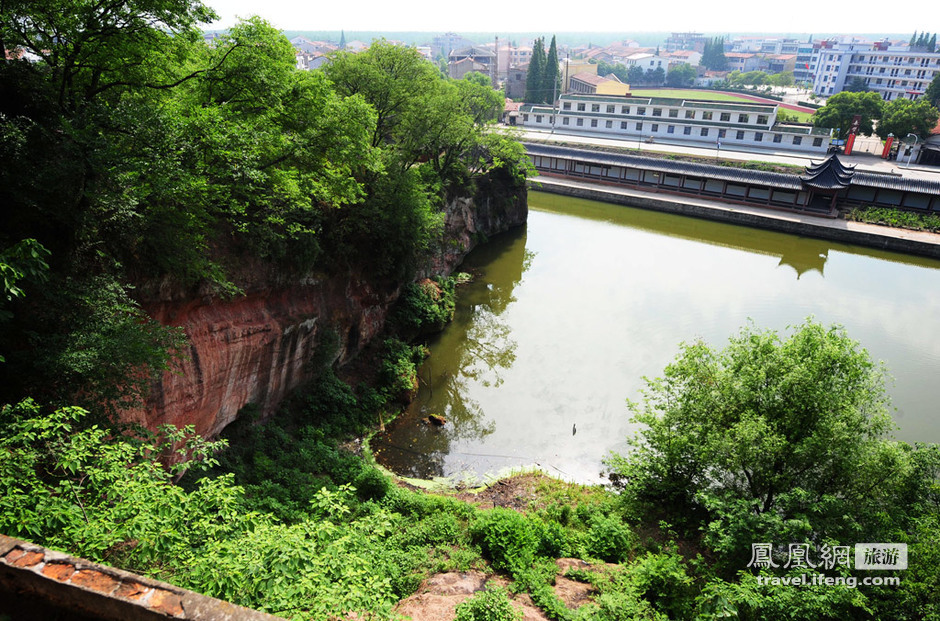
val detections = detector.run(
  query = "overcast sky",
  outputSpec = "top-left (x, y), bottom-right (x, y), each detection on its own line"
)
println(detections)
top-left (203, 0), bottom-right (916, 36)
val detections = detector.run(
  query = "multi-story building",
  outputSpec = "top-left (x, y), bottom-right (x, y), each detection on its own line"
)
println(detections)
top-left (568, 73), bottom-right (630, 96)
top-left (665, 32), bottom-right (707, 53)
top-left (430, 32), bottom-right (474, 58)
top-left (520, 94), bottom-right (831, 154)
top-left (725, 52), bottom-right (761, 73)
top-left (764, 54), bottom-right (797, 74)
top-left (506, 64), bottom-right (528, 100)
top-left (661, 49), bottom-right (703, 67)
top-left (731, 37), bottom-right (802, 55)
top-left (810, 40), bottom-right (940, 100)
top-left (622, 53), bottom-right (671, 74)
top-left (794, 42), bottom-right (815, 84)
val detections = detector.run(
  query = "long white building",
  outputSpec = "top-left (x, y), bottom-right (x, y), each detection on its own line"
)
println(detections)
top-left (810, 40), bottom-right (940, 100)
top-left (520, 94), bottom-right (832, 155)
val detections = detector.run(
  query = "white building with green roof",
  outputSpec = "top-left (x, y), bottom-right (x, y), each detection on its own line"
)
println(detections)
top-left (520, 94), bottom-right (832, 155)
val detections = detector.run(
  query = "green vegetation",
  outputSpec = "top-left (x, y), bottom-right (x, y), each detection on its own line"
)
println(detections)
top-left (665, 63), bottom-right (696, 88)
top-left (910, 31), bottom-right (938, 53)
top-left (606, 319), bottom-right (940, 620)
top-left (2, 3), bottom-right (939, 621)
top-left (3, 318), bottom-right (940, 619)
top-left (813, 91), bottom-right (884, 140)
top-left (813, 91), bottom-right (939, 143)
top-left (926, 73), bottom-right (940, 108)
top-left (0, 2), bottom-right (528, 412)
top-left (701, 37), bottom-right (728, 71)
top-left (455, 586), bottom-right (522, 621)
top-left (846, 207), bottom-right (940, 232)
top-left (391, 275), bottom-right (461, 337)
top-left (876, 98), bottom-right (940, 141)
top-left (524, 35), bottom-right (559, 104)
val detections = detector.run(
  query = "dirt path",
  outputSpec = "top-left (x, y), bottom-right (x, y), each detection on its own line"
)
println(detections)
top-left (393, 559), bottom-right (607, 621)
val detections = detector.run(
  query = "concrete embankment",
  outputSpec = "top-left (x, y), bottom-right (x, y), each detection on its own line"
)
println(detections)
top-left (531, 175), bottom-right (940, 260)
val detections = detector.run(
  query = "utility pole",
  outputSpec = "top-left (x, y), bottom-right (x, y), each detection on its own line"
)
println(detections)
top-left (551, 71), bottom-right (558, 133)
top-left (493, 35), bottom-right (499, 89)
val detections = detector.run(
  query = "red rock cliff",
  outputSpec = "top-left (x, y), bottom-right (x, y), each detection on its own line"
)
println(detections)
top-left (128, 183), bottom-right (527, 438)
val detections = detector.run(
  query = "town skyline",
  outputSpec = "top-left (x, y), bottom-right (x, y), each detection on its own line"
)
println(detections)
top-left (205, 0), bottom-right (932, 37)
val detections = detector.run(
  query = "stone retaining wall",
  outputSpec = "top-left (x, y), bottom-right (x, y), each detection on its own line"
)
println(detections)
top-left (0, 535), bottom-right (277, 621)
top-left (532, 177), bottom-right (940, 260)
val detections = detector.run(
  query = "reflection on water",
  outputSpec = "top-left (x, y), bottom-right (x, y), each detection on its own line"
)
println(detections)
top-left (373, 191), bottom-right (940, 484)
top-left (372, 227), bottom-right (529, 480)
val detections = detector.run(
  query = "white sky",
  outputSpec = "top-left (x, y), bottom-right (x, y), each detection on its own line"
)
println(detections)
top-left (203, 0), bottom-right (919, 37)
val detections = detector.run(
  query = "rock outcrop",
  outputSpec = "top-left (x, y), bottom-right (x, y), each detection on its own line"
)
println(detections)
top-left (128, 181), bottom-right (527, 438)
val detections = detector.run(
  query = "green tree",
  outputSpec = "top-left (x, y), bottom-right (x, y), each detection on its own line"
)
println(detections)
top-left (772, 71), bottom-right (794, 88)
top-left (813, 91), bottom-right (883, 140)
top-left (463, 71), bottom-right (491, 87)
top-left (0, 0), bottom-right (216, 111)
top-left (645, 67), bottom-right (665, 86)
top-left (524, 37), bottom-right (545, 103)
top-left (876, 97), bottom-right (940, 141)
top-left (325, 40), bottom-right (439, 149)
top-left (627, 65), bottom-right (645, 85)
top-left (738, 70), bottom-right (768, 86)
top-left (541, 35), bottom-right (560, 104)
top-left (596, 59), bottom-right (630, 83)
top-left (844, 76), bottom-right (870, 92)
top-left (924, 72), bottom-right (940, 107)
top-left (665, 63), bottom-right (696, 87)
top-left (702, 37), bottom-right (727, 71)
top-left (607, 320), bottom-right (933, 573)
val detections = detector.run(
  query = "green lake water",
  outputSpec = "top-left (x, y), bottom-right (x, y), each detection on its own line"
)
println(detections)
top-left (372, 190), bottom-right (940, 484)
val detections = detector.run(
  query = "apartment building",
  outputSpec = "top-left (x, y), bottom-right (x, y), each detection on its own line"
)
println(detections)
top-left (810, 40), bottom-right (940, 100)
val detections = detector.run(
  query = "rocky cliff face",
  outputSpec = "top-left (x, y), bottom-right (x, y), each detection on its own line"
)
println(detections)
top-left (128, 182), bottom-right (527, 439)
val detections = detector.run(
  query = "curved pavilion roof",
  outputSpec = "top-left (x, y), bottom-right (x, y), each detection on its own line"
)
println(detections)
top-left (799, 155), bottom-right (855, 191)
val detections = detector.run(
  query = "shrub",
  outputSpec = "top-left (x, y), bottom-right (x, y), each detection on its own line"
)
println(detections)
top-left (628, 551), bottom-right (694, 619)
top-left (379, 338), bottom-right (428, 401)
top-left (454, 586), bottom-right (522, 621)
top-left (585, 515), bottom-right (634, 563)
top-left (353, 467), bottom-right (391, 502)
top-left (534, 518), bottom-right (570, 558)
top-left (391, 276), bottom-right (457, 336)
top-left (845, 206), bottom-right (940, 232)
top-left (470, 508), bottom-right (538, 573)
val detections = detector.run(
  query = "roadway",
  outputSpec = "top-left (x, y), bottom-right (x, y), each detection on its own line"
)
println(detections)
top-left (505, 126), bottom-right (940, 182)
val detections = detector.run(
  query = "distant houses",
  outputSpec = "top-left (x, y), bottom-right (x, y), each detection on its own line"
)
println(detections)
top-left (274, 30), bottom-right (940, 106)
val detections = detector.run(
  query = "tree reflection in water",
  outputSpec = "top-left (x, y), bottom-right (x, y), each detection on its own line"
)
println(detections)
top-left (372, 227), bottom-right (532, 480)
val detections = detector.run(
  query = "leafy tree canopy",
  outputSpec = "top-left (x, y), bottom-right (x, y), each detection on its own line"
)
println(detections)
top-left (0, 4), bottom-right (530, 413)
top-left (926, 72), bottom-right (940, 108)
top-left (844, 76), bottom-right (870, 92)
top-left (876, 97), bottom-right (940, 141)
top-left (812, 91), bottom-right (883, 140)
top-left (665, 63), bottom-right (696, 88)
top-left (607, 319), bottom-right (939, 576)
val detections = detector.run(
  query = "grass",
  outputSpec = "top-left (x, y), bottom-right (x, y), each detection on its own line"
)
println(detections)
top-left (779, 109), bottom-right (815, 123)
top-left (629, 88), bottom-right (815, 122)
top-left (629, 88), bottom-right (753, 102)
